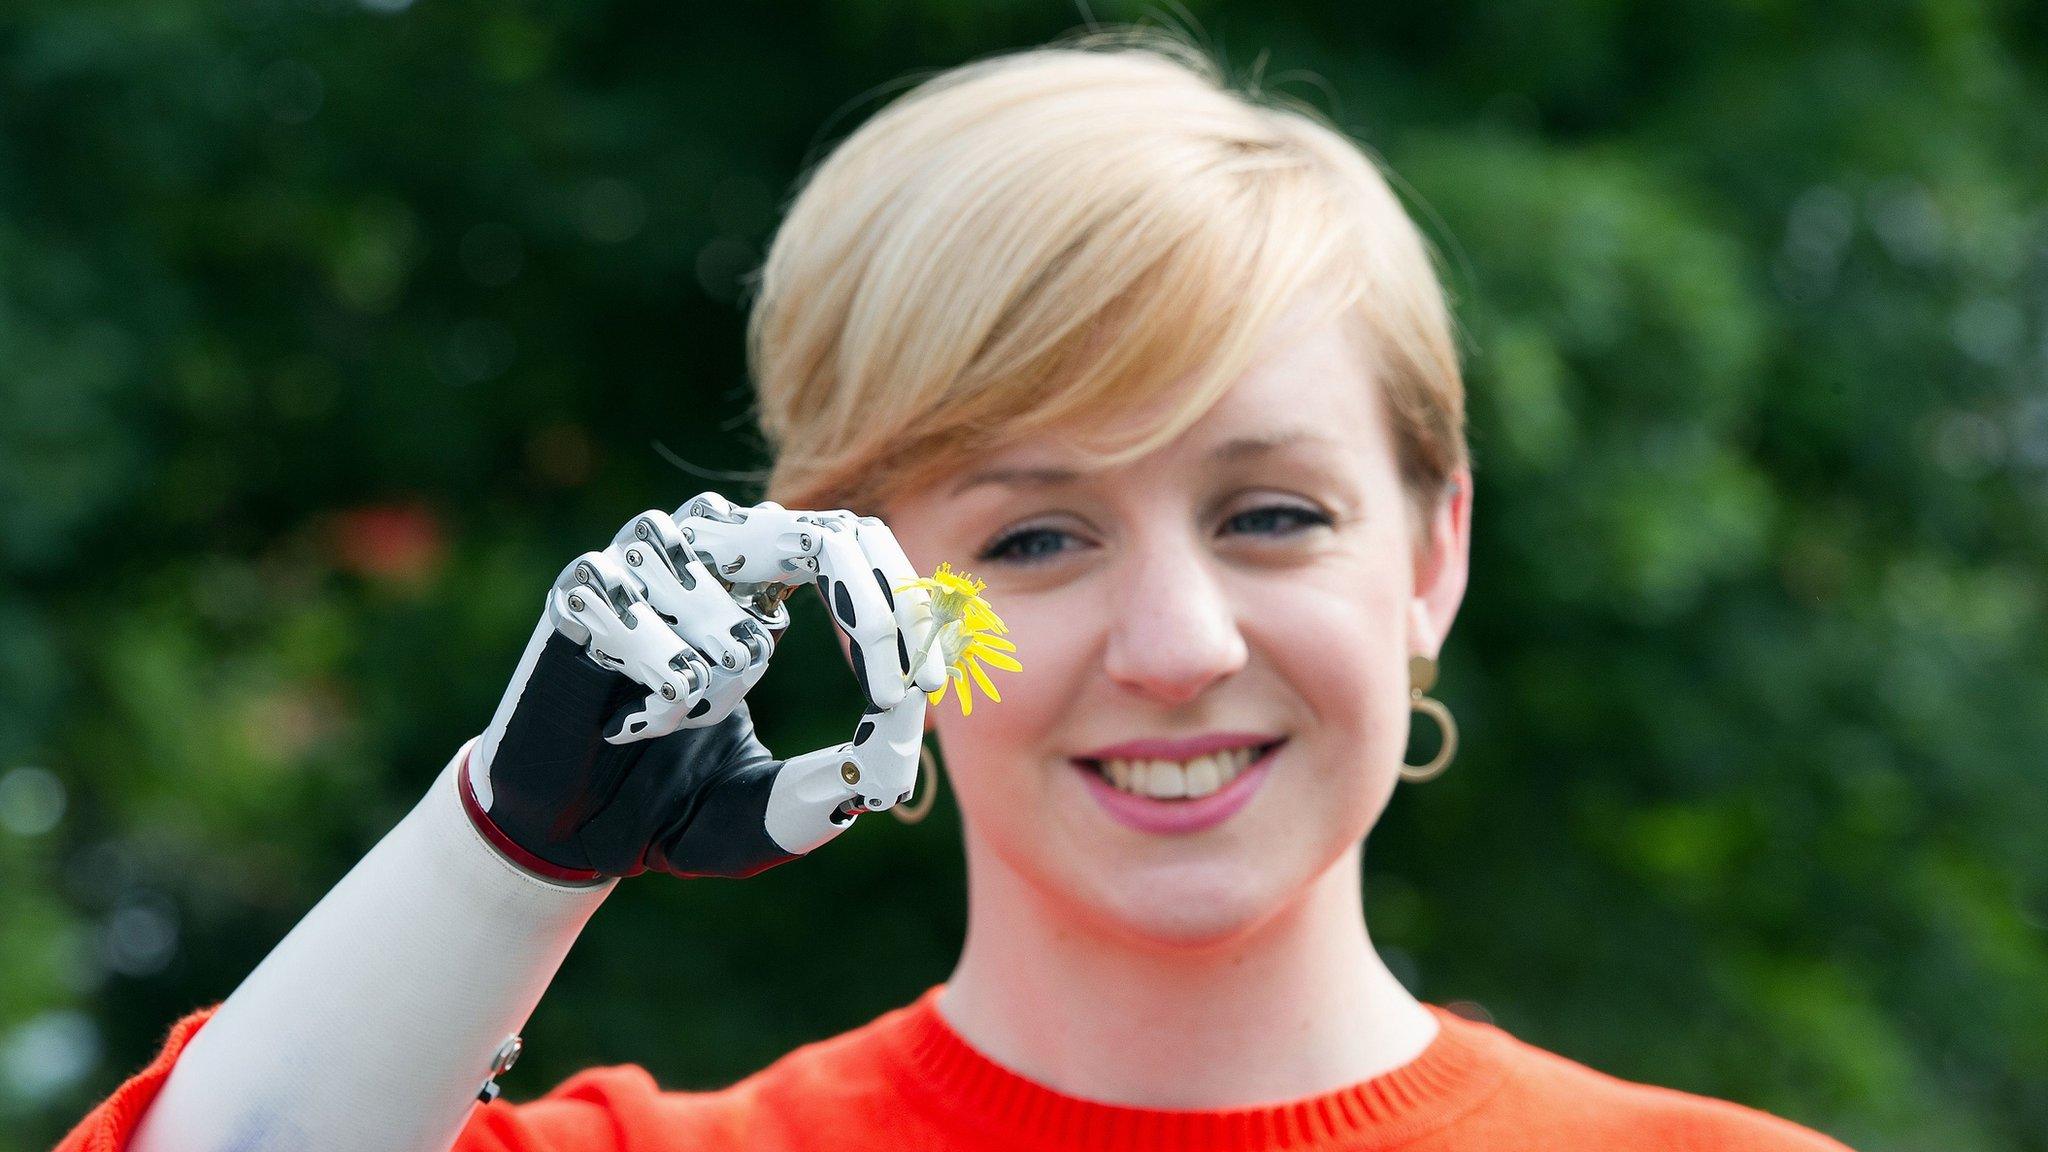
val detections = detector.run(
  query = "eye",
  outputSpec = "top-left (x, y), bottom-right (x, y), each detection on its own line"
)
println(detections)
top-left (979, 504), bottom-right (1330, 566)
top-left (1223, 504), bottom-right (1333, 537)
top-left (977, 524), bottom-right (1083, 566)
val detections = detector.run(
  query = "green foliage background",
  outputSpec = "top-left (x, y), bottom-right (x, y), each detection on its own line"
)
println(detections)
top-left (3, 2), bottom-right (2045, 1149)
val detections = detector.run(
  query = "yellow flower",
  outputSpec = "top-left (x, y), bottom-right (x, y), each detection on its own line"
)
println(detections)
top-left (895, 562), bottom-right (1021, 716)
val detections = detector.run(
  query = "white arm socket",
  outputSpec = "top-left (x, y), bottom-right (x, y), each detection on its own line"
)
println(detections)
top-left (129, 743), bottom-right (616, 1152)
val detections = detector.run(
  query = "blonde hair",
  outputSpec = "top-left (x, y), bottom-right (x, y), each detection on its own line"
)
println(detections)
top-left (748, 28), bottom-right (1465, 520)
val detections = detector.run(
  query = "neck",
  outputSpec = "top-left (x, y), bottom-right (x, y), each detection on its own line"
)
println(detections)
top-left (938, 838), bottom-right (1438, 1109)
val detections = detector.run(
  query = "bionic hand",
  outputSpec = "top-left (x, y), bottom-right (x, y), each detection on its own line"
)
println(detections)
top-left (461, 493), bottom-right (952, 882)
top-left (126, 496), bottom-right (952, 1152)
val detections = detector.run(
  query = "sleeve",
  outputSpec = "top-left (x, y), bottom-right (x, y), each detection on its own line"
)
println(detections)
top-left (53, 1007), bottom-right (219, 1152)
top-left (457, 1066), bottom-right (669, 1152)
top-left (53, 1004), bottom-right (656, 1152)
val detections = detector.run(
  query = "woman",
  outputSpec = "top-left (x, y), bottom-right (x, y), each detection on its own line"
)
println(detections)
top-left (64, 30), bottom-right (1851, 1152)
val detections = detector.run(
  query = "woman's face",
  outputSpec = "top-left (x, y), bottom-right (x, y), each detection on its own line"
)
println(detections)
top-left (879, 303), bottom-right (1471, 947)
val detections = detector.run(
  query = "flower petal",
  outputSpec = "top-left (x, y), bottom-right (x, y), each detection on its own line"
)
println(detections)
top-left (970, 645), bottom-right (1022, 673)
top-left (966, 657), bottom-right (1001, 704)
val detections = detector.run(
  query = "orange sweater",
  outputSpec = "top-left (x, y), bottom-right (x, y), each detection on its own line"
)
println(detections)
top-left (59, 989), bottom-right (1852, 1152)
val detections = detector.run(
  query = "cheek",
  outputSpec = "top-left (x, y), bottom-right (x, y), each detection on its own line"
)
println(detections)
top-left (1249, 546), bottom-right (1414, 779)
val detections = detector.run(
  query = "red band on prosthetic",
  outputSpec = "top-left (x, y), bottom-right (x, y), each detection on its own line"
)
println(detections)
top-left (456, 748), bottom-right (605, 884)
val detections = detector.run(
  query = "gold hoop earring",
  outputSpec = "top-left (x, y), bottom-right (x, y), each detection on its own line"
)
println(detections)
top-left (891, 743), bottom-right (941, 824)
top-left (1401, 655), bottom-right (1458, 783)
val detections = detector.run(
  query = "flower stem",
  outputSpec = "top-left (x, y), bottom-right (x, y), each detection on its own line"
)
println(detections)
top-left (908, 626), bottom-right (940, 686)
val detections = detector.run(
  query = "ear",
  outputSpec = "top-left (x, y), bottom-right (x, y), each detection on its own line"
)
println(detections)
top-left (1408, 466), bottom-right (1472, 662)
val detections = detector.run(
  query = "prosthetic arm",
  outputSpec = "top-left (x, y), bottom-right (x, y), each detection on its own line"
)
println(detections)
top-left (129, 495), bottom-right (946, 1152)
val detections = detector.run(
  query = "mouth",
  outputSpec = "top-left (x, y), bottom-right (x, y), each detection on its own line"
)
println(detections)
top-left (1071, 739), bottom-right (1288, 801)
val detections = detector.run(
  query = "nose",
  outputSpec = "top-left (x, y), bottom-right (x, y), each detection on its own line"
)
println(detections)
top-left (1101, 531), bottom-right (1249, 708)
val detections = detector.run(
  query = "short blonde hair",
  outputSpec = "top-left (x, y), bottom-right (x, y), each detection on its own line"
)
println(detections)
top-left (748, 29), bottom-right (1465, 520)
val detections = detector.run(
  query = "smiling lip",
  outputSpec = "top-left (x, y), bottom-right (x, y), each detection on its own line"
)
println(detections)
top-left (1075, 742), bottom-right (1283, 834)
top-left (1073, 732), bottom-right (1284, 762)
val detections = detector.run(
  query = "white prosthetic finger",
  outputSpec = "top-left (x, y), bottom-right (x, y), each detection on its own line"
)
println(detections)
top-left (761, 742), bottom-right (862, 856)
top-left (678, 490), bottom-right (745, 523)
top-left (612, 509), bottom-right (718, 603)
top-left (550, 582), bottom-right (666, 736)
top-left (759, 679), bottom-right (925, 856)
top-left (610, 523), bottom-right (754, 677)
top-left (551, 552), bottom-right (707, 742)
top-left (613, 510), bottom-right (789, 730)
top-left (674, 621), bottom-right (770, 733)
top-left (854, 516), bottom-right (949, 695)
top-left (673, 501), bottom-right (830, 587)
top-left (844, 689), bottom-right (928, 811)
top-left (814, 522), bottom-right (908, 711)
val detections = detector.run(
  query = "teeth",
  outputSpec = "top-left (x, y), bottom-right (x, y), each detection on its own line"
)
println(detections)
top-left (1095, 745), bottom-right (1264, 800)
top-left (1147, 762), bottom-right (1187, 798)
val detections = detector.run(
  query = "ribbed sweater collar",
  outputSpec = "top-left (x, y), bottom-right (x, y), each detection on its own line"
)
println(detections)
top-left (880, 987), bottom-right (1509, 1151)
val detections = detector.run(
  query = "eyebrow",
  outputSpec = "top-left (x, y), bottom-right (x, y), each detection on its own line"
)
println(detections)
top-left (947, 430), bottom-right (1333, 496)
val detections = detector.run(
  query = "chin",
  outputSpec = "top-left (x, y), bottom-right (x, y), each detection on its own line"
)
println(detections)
top-left (1068, 859), bottom-right (1300, 951)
